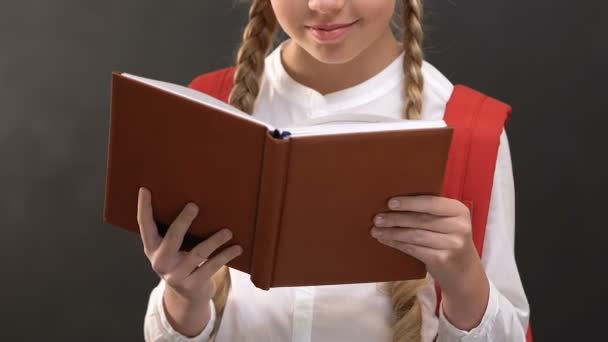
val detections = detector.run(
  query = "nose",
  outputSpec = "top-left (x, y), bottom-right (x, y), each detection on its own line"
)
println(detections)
top-left (308, 0), bottom-right (346, 14)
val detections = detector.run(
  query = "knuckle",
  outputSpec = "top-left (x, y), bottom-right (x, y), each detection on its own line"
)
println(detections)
top-left (151, 258), bottom-right (168, 275)
top-left (410, 230), bottom-right (424, 245)
top-left (412, 212), bottom-right (430, 226)
top-left (460, 221), bottom-right (473, 236)
top-left (218, 251), bottom-right (232, 265)
top-left (452, 217), bottom-right (469, 233)
top-left (382, 229), bottom-right (395, 241)
top-left (163, 231), bottom-right (179, 246)
top-left (204, 257), bottom-right (223, 274)
top-left (387, 214), bottom-right (398, 227)
top-left (192, 230), bottom-right (231, 259)
top-left (163, 273), bottom-right (179, 287)
top-left (214, 229), bottom-right (233, 244)
top-left (401, 243), bottom-right (413, 254)
top-left (451, 236), bottom-right (465, 250)
top-left (435, 252), bottom-right (449, 265)
top-left (179, 280), bottom-right (195, 293)
top-left (194, 245), bottom-right (210, 260)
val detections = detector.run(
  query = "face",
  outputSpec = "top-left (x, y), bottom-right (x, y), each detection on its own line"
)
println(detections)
top-left (270, 0), bottom-right (397, 64)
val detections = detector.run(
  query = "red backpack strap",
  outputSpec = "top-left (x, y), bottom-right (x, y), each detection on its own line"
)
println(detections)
top-left (435, 85), bottom-right (532, 339)
top-left (188, 66), bottom-right (236, 103)
top-left (441, 84), bottom-right (512, 255)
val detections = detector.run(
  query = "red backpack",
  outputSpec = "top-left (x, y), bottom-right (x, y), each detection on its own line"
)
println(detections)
top-left (189, 67), bottom-right (533, 341)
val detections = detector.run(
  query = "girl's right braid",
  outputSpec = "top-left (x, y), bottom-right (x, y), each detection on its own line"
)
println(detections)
top-left (229, 0), bottom-right (278, 114)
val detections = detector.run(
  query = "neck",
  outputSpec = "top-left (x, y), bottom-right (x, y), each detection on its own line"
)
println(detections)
top-left (281, 29), bottom-right (403, 95)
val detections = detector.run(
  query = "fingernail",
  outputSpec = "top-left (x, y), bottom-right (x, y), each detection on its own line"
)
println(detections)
top-left (374, 215), bottom-right (384, 226)
top-left (389, 199), bottom-right (400, 209)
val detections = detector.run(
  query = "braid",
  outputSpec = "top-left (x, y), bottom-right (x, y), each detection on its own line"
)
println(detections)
top-left (384, 278), bottom-right (426, 342)
top-left (209, 1), bottom-right (276, 338)
top-left (228, 0), bottom-right (278, 114)
top-left (402, 0), bottom-right (425, 120)
top-left (383, 5), bottom-right (427, 341)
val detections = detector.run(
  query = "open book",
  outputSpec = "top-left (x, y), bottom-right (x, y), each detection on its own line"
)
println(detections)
top-left (103, 72), bottom-right (453, 290)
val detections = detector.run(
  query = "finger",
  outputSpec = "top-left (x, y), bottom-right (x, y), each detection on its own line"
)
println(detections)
top-left (374, 212), bottom-right (454, 233)
top-left (387, 196), bottom-right (463, 217)
top-left (137, 187), bottom-right (161, 255)
top-left (378, 238), bottom-right (442, 265)
top-left (372, 227), bottom-right (455, 249)
top-left (187, 245), bottom-right (243, 286)
top-left (157, 202), bottom-right (199, 256)
top-left (170, 228), bottom-right (234, 281)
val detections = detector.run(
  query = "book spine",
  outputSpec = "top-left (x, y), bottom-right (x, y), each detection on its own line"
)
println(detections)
top-left (250, 131), bottom-right (291, 290)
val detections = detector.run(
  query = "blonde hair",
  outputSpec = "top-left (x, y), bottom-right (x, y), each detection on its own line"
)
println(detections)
top-left (211, 0), bottom-right (427, 340)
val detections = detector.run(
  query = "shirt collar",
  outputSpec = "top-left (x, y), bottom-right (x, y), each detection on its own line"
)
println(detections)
top-left (265, 39), bottom-right (405, 115)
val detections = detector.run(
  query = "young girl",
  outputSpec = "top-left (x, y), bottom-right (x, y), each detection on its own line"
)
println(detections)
top-left (140, 0), bottom-right (530, 341)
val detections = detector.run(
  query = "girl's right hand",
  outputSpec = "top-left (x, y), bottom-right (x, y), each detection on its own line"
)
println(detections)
top-left (137, 186), bottom-right (243, 304)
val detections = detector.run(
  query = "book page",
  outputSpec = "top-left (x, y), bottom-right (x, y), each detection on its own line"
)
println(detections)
top-left (121, 73), bottom-right (446, 138)
top-left (121, 73), bottom-right (275, 131)
top-left (284, 114), bottom-right (446, 137)
top-left (286, 120), bottom-right (446, 137)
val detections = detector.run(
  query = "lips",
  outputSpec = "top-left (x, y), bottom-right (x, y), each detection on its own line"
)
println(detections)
top-left (306, 19), bottom-right (359, 31)
top-left (305, 19), bottom-right (359, 42)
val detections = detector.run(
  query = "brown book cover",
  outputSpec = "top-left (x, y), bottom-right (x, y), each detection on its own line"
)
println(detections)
top-left (103, 72), bottom-right (454, 290)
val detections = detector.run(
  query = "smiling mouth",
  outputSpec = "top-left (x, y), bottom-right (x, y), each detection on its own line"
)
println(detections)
top-left (306, 19), bottom-right (360, 31)
top-left (305, 19), bottom-right (360, 42)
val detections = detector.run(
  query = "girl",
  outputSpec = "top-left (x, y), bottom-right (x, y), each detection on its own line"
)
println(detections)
top-left (140, 0), bottom-right (530, 341)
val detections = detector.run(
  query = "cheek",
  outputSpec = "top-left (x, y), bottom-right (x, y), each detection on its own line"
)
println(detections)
top-left (270, 0), bottom-right (305, 38)
top-left (357, 0), bottom-right (396, 32)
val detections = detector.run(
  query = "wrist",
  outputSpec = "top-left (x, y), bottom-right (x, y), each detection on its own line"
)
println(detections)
top-left (163, 286), bottom-right (213, 337)
top-left (440, 259), bottom-right (490, 331)
top-left (165, 283), bottom-right (211, 307)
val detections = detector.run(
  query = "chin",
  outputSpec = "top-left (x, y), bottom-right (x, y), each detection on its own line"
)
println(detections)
top-left (303, 41), bottom-right (366, 65)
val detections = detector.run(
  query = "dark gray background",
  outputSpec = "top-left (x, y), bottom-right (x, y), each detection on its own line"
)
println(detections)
top-left (2, 0), bottom-right (606, 341)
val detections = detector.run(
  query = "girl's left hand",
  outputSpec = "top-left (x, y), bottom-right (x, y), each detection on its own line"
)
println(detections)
top-left (370, 195), bottom-right (485, 295)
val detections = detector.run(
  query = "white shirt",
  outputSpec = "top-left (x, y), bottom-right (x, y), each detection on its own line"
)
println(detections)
top-left (144, 40), bottom-right (530, 342)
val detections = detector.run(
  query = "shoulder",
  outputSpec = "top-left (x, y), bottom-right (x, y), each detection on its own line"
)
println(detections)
top-left (421, 60), bottom-right (454, 105)
top-left (420, 61), bottom-right (512, 125)
top-left (421, 61), bottom-right (512, 127)
top-left (419, 61), bottom-right (454, 121)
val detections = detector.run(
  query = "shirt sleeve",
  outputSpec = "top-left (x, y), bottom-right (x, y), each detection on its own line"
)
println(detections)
top-left (144, 279), bottom-right (217, 342)
top-left (436, 130), bottom-right (530, 342)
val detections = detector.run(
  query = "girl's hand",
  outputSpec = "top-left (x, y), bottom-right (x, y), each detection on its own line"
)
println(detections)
top-left (138, 187), bottom-right (243, 336)
top-left (370, 195), bottom-right (489, 329)
top-left (137, 186), bottom-right (243, 305)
